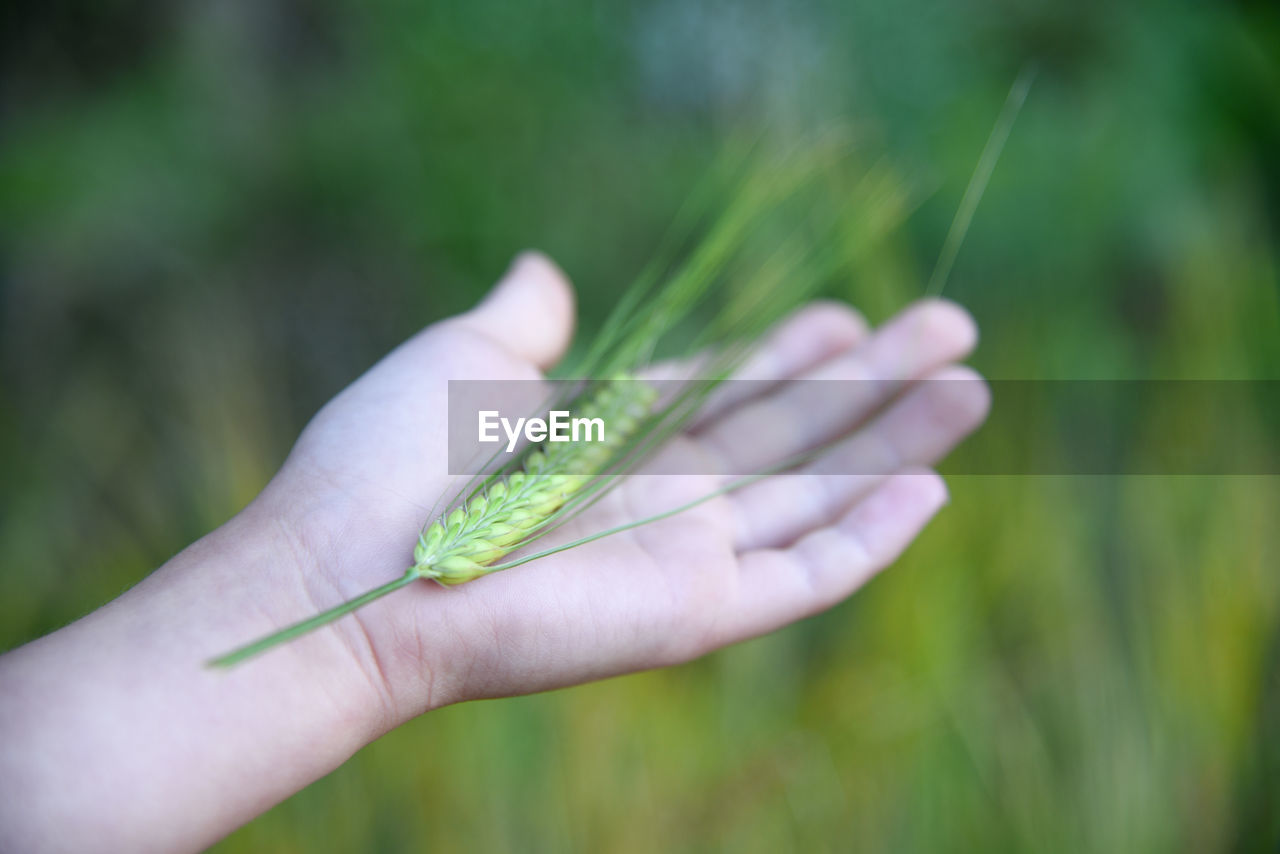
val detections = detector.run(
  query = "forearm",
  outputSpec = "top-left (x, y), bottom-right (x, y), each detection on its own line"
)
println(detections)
top-left (0, 511), bottom-right (391, 854)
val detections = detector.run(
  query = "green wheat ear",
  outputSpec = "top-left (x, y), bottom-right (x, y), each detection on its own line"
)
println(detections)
top-left (208, 377), bottom-right (659, 667)
top-left (208, 130), bottom-right (963, 669)
top-left (411, 378), bottom-right (657, 585)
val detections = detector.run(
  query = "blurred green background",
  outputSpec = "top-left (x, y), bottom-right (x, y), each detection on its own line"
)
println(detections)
top-left (3, 0), bottom-right (1280, 850)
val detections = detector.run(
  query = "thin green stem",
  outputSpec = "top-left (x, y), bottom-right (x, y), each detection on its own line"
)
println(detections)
top-left (208, 569), bottom-right (420, 668)
top-left (487, 434), bottom-right (844, 573)
top-left (927, 63), bottom-right (1037, 297)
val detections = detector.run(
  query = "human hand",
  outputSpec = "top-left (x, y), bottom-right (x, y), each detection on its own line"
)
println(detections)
top-left (252, 251), bottom-right (989, 719)
top-left (0, 252), bottom-right (987, 854)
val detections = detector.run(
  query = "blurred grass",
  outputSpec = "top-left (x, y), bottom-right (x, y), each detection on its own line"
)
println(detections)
top-left (2, 0), bottom-right (1280, 850)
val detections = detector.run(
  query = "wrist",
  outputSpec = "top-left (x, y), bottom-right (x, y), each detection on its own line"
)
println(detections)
top-left (206, 502), bottom-right (403, 730)
top-left (236, 478), bottom-right (460, 723)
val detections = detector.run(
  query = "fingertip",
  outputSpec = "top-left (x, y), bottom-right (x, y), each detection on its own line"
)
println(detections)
top-left (509, 250), bottom-right (573, 298)
top-left (789, 300), bottom-right (871, 348)
top-left (903, 466), bottom-right (949, 510)
top-left (907, 298), bottom-right (979, 356)
top-left (921, 364), bottom-right (992, 433)
top-left (504, 250), bottom-right (576, 336)
top-left (743, 298), bottom-right (870, 380)
top-left (468, 251), bottom-right (577, 368)
top-left (841, 466), bottom-right (948, 546)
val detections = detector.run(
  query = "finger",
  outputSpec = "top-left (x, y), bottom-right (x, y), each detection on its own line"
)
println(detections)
top-left (729, 365), bottom-right (989, 551)
top-left (635, 300), bottom-right (866, 441)
top-left (716, 468), bottom-right (947, 646)
top-left (456, 251), bottom-right (576, 370)
top-left (638, 299), bottom-right (867, 401)
top-left (689, 301), bottom-right (869, 426)
top-left (693, 299), bottom-right (977, 475)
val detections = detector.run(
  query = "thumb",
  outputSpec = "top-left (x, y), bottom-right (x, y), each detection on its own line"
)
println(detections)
top-left (460, 251), bottom-right (576, 370)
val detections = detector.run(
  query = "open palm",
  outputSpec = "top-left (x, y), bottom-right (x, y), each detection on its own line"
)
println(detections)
top-left (253, 253), bottom-right (988, 721)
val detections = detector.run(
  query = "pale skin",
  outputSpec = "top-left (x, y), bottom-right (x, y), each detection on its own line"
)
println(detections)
top-left (0, 252), bottom-right (989, 853)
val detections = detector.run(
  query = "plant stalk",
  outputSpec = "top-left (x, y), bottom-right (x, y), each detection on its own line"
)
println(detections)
top-left (208, 569), bottom-right (420, 668)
